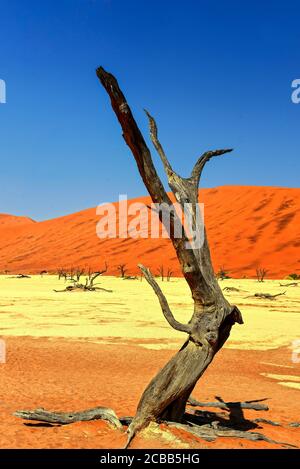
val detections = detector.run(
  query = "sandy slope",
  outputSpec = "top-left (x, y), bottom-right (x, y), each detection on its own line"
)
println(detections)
top-left (0, 213), bottom-right (35, 227)
top-left (0, 186), bottom-right (299, 278)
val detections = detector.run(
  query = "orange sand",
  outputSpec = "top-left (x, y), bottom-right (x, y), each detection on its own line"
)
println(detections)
top-left (0, 337), bottom-right (299, 449)
top-left (0, 186), bottom-right (299, 278)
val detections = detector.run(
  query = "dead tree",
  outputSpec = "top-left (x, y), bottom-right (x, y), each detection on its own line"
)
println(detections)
top-left (216, 266), bottom-right (230, 280)
top-left (86, 266), bottom-right (107, 289)
top-left (279, 282), bottom-right (298, 287)
top-left (223, 286), bottom-right (245, 293)
top-left (117, 264), bottom-right (127, 278)
top-left (11, 274), bottom-right (31, 279)
top-left (166, 268), bottom-right (173, 282)
top-left (96, 67), bottom-right (243, 446)
top-left (57, 268), bottom-right (67, 281)
top-left (158, 265), bottom-right (165, 281)
top-left (75, 267), bottom-right (85, 282)
top-left (287, 273), bottom-right (300, 280)
top-left (15, 68), bottom-right (244, 447)
top-left (54, 263), bottom-right (111, 293)
top-left (245, 291), bottom-right (286, 301)
top-left (256, 267), bottom-right (268, 282)
top-left (67, 267), bottom-right (75, 281)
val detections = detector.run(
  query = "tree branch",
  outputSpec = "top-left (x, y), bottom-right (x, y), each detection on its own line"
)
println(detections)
top-left (144, 109), bottom-right (174, 177)
top-left (138, 264), bottom-right (192, 334)
top-left (96, 66), bottom-right (233, 308)
top-left (96, 67), bottom-right (171, 207)
top-left (14, 406), bottom-right (122, 429)
top-left (191, 149), bottom-right (233, 187)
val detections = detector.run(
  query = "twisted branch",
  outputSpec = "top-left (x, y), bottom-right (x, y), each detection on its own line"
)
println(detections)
top-left (14, 406), bottom-right (122, 429)
top-left (191, 149), bottom-right (233, 187)
top-left (144, 109), bottom-right (174, 177)
top-left (138, 264), bottom-right (192, 334)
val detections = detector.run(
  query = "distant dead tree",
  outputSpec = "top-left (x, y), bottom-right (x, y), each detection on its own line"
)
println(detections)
top-left (86, 264), bottom-right (108, 288)
top-left (117, 264), bottom-right (127, 278)
top-left (86, 266), bottom-right (93, 282)
top-left (256, 267), bottom-right (268, 282)
top-left (279, 281), bottom-right (298, 287)
top-left (15, 67), bottom-right (245, 448)
top-left (67, 267), bottom-right (75, 281)
top-left (11, 274), bottom-right (31, 279)
top-left (40, 270), bottom-right (48, 277)
top-left (287, 273), bottom-right (300, 280)
top-left (57, 268), bottom-right (67, 281)
top-left (86, 262), bottom-right (108, 284)
top-left (216, 266), bottom-right (230, 280)
top-left (245, 291), bottom-right (286, 300)
top-left (166, 268), bottom-right (173, 282)
top-left (223, 286), bottom-right (242, 292)
top-left (158, 265), bottom-right (164, 281)
top-left (54, 263), bottom-right (110, 292)
top-left (75, 268), bottom-right (85, 282)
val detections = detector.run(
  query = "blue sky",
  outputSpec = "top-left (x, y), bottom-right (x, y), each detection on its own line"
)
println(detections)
top-left (0, 0), bottom-right (299, 220)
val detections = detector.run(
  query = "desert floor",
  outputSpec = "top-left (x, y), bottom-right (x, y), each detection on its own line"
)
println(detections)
top-left (0, 275), bottom-right (299, 449)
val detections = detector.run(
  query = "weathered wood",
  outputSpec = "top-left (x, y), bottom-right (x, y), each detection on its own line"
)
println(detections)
top-left (246, 292), bottom-right (286, 300)
top-left (14, 406), bottom-right (122, 429)
top-left (223, 286), bottom-right (247, 293)
top-left (165, 421), bottom-right (296, 447)
top-left (96, 66), bottom-right (244, 448)
top-left (54, 285), bottom-right (112, 293)
top-left (54, 264), bottom-right (111, 292)
top-left (15, 402), bottom-right (297, 447)
top-left (187, 396), bottom-right (269, 411)
top-left (10, 274), bottom-right (31, 279)
top-left (253, 418), bottom-right (280, 426)
top-left (279, 282), bottom-right (298, 287)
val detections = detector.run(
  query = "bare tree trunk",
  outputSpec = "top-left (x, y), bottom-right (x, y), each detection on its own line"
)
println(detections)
top-left (96, 67), bottom-right (243, 446)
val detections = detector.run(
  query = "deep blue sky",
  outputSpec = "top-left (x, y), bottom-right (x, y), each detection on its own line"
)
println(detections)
top-left (0, 0), bottom-right (299, 220)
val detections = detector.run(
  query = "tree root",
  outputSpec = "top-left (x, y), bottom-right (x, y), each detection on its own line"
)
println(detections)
top-left (13, 406), bottom-right (122, 429)
top-left (164, 420), bottom-right (297, 448)
top-left (14, 400), bottom-right (298, 448)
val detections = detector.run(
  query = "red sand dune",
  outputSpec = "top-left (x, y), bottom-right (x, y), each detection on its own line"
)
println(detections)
top-left (0, 213), bottom-right (35, 228)
top-left (0, 185), bottom-right (299, 278)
